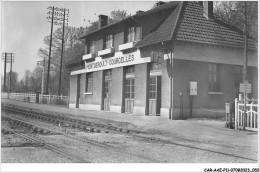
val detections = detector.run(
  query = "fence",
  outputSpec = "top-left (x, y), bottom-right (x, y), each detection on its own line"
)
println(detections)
top-left (2, 92), bottom-right (69, 106)
top-left (235, 98), bottom-right (258, 131)
top-left (40, 94), bottom-right (69, 105)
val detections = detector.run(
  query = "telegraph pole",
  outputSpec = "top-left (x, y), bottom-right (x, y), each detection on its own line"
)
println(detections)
top-left (41, 57), bottom-right (46, 96)
top-left (4, 52), bottom-right (7, 92)
top-left (46, 6), bottom-right (54, 94)
top-left (58, 8), bottom-right (69, 96)
top-left (2, 52), bottom-right (14, 92)
top-left (46, 6), bottom-right (69, 95)
top-left (243, 2), bottom-right (248, 130)
top-left (9, 53), bottom-right (13, 93)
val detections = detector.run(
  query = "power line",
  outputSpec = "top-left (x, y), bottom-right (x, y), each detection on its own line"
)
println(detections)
top-left (1, 52), bottom-right (14, 93)
top-left (46, 6), bottom-right (69, 95)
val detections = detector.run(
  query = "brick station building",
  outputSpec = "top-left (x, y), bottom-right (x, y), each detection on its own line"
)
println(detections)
top-left (66, 1), bottom-right (258, 119)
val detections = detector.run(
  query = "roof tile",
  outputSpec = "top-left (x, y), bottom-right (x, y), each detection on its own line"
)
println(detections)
top-left (175, 1), bottom-right (257, 50)
top-left (135, 1), bottom-right (257, 50)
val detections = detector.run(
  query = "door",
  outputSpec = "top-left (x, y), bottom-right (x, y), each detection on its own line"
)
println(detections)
top-left (76, 74), bottom-right (81, 108)
top-left (149, 76), bottom-right (161, 116)
top-left (103, 70), bottom-right (112, 111)
top-left (125, 78), bottom-right (134, 113)
top-left (104, 80), bottom-right (111, 110)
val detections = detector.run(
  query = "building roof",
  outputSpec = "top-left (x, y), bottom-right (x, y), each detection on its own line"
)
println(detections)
top-left (79, 1), bottom-right (179, 40)
top-left (68, 1), bottom-right (257, 67)
top-left (135, 1), bottom-right (257, 50)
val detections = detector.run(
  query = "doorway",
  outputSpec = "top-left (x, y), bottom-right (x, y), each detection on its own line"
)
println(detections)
top-left (125, 78), bottom-right (135, 113)
top-left (76, 74), bottom-right (81, 108)
top-left (124, 66), bottom-right (135, 113)
top-left (148, 62), bottom-right (162, 116)
top-left (149, 76), bottom-right (161, 116)
top-left (103, 70), bottom-right (112, 111)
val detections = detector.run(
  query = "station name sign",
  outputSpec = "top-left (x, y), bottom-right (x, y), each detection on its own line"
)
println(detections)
top-left (85, 54), bottom-right (134, 70)
top-left (71, 51), bottom-right (151, 75)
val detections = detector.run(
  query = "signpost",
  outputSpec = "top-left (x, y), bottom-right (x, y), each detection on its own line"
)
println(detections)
top-left (239, 82), bottom-right (251, 93)
top-left (240, 81), bottom-right (251, 130)
top-left (151, 51), bottom-right (164, 64)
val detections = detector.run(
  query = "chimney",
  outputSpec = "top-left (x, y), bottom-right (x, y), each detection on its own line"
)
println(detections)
top-left (203, 1), bottom-right (213, 19)
top-left (98, 15), bottom-right (108, 29)
top-left (156, 1), bottom-right (166, 7)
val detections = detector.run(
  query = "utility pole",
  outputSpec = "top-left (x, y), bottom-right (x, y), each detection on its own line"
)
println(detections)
top-left (46, 6), bottom-right (69, 95)
top-left (243, 2), bottom-right (248, 130)
top-left (9, 53), bottom-right (13, 93)
top-left (2, 52), bottom-right (14, 93)
top-left (46, 6), bottom-right (55, 95)
top-left (58, 8), bottom-right (69, 96)
top-left (41, 57), bottom-right (46, 96)
top-left (4, 52), bottom-right (7, 92)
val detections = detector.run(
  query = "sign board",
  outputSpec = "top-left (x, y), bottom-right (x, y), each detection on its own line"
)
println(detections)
top-left (71, 50), bottom-right (151, 75)
top-left (225, 103), bottom-right (230, 114)
top-left (190, 81), bottom-right (197, 95)
top-left (151, 51), bottom-right (164, 64)
top-left (239, 82), bottom-right (251, 93)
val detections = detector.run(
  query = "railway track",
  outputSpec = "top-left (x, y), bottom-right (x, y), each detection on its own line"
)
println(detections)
top-left (1, 113), bottom-right (161, 163)
top-left (2, 104), bottom-right (142, 134)
top-left (2, 104), bottom-right (258, 162)
top-left (1, 125), bottom-right (89, 163)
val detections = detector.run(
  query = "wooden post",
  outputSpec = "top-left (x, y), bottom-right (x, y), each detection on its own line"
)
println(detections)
top-left (235, 98), bottom-right (238, 129)
top-left (48, 94), bottom-right (51, 104)
top-left (243, 1), bottom-right (248, 130)
top-left (9, 53), bottom-right (13, 93)
top-left (46, 6), bottom-right (54, 95)
top-left (4, 52), bottom-right (7, 92)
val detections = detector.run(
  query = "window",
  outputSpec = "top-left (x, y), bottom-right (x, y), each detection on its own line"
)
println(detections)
top-left (150, 62), bottom-right (162, 71)
top-left (85, 73), bottom-right (93, 93)
top-left (89, 41), bottom-right (95, 54)
top-left (233, 65), bottom-right (243, 94)
top-left (208, 63), bottom-right (220, 91)
top-left (234, 65), bottom-right (243, 74)
top-left (84, 44), bottom-right (88, 54)
top-left (125, 65), bottom-right (135, 74)
top-left (126, 26), bottom-right (135, 43)
top-left (149, 77), bottom-right (157, 99)
top-left (104, 70), bottom-right (112, 99)
top-left (105, 34), bottom-right (113, 49)
top-left (125, 66), bottom-right (135, 99)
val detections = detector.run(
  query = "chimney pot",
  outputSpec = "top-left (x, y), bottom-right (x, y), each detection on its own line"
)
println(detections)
top-left (98, 15), bottom-right (108, 29)
top-left (203, 1), bottom-right (213, 19)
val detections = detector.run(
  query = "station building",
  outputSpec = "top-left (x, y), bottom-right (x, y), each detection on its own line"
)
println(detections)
top-left (66, 1), bottom-right (258, 119)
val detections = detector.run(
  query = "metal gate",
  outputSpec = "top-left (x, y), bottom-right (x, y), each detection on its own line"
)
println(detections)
top-left (235, 98), bottom-right (258, 131)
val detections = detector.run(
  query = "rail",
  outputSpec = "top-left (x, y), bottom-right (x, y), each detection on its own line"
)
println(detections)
top-left (235, 98), bottom-right (258, 131)
top-left (2, 125), bottom-right (87, 163)
top-left (1, 92), bottom-right (69, 106)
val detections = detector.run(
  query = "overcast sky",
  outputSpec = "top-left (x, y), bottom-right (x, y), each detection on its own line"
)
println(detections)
top-left (1, 1), bottom-right (155, 80)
